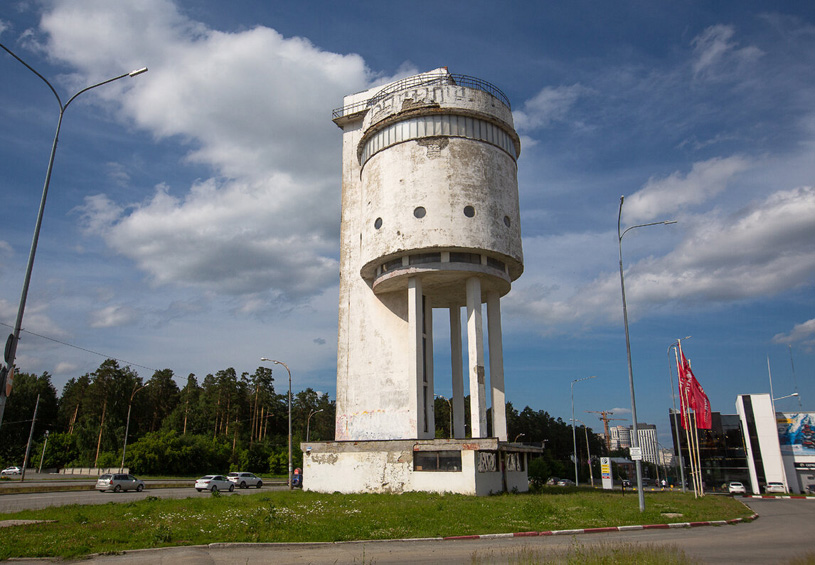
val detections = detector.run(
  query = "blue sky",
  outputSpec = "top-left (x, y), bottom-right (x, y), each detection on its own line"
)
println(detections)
top-left (1, 1), bottom-right (814, 445)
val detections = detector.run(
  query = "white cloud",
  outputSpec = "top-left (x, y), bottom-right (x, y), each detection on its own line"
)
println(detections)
top-left (37, 0), bottom-right (374, 305)
top-left (772, 319), bottom-right (815, 350)
top-left (507, 185), bottom-right (815, 331)
top-left (513, 84), bottom-right (589, 131)
top-left (89, 305), bottom-right (139, 328)
top-left (691, 24), bottom-right (763, 81)
top-left (623, 156), bottom-right (751, 223)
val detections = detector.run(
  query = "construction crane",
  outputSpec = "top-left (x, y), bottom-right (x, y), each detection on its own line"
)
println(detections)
top-left (587, 410), bottom-right (627, 453)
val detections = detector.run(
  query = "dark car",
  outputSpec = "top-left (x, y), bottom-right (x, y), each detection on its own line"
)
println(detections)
top-left (621, 479), bottom-right (632, 488)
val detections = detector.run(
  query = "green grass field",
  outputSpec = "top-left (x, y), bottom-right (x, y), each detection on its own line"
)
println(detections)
top-left (0, 488), bottom-right (754, 560)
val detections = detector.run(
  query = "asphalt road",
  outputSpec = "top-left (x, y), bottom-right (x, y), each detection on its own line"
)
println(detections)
top-left (3, 497), bottom-right (814, 564)
top-left (0, 484), bottom-right (283, 513)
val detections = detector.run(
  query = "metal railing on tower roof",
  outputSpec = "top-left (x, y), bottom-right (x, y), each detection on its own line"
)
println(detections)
top-left (331, 73), bottom-right (511, 120)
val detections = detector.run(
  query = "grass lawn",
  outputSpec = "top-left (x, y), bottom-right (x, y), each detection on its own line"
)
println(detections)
top-left (0, 488), bottom-right (754, 560)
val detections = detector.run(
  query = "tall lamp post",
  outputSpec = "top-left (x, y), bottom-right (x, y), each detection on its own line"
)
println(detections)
top-left (0, 42), bottom-right (147, 430)
top-left (572, 418), bottom-right (595, 487)
top-left (571, 375), bottom-right (596, 485)
top-left (618, 195), bottom-right (676, 511)
top-left (667, 339), bottom-right (690, 493)
top-left (261, 358), bottom-right (292, 490)
top-left (306, 408), bottom-right (323, 442)
top-left (121, 383), bottom-right (148, 473)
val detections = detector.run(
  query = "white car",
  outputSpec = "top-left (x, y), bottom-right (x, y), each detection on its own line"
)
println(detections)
top-left (764, 482), bottom-right (786, 493)
top-left (96, 473), bottom-right (145, 493)
top-left (227, 472), bottom-right (263, 489)
top-left (195, 475), bottom-right (234, 492)
top-left (728, 481), bottom-right (746, 494)
top-left (1, 466), bottom-right (21, 475)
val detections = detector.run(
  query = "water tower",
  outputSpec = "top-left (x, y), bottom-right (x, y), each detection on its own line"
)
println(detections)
top-left (304, 68), bottom-right (534, 494)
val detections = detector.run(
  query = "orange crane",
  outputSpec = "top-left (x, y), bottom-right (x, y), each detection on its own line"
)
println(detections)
top-left (587, 410), bottom-right (627, 452)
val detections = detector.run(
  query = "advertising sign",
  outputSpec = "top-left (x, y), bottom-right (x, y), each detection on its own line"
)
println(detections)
top-left (601, 457), bottom-right (613, 490)
top-left (777, 413), bottom-right (815, 455)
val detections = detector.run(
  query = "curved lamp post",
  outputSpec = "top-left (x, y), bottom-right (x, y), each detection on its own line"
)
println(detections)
top-left (0, 42), bottom-right (147, 429)
top-left (121, 383), bottom-right (148, 472)
top-left (261, 358), bottom-right (292, 489)
top-left (618, 195), bottom-right (676, 511)
top-left (306, 408), bottom-right (323, 442)
top-left (571, 375), bottom-right (596, 485)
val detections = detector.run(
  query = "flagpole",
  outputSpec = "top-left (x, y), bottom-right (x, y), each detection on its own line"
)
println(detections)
top-left (670, 342), bottom-right (687, 493)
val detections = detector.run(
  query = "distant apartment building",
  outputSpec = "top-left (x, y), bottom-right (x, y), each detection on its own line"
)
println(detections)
top-left (632, 423), bottom-right (660, 465)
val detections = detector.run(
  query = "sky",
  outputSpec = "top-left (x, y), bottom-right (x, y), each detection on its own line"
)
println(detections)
top-left (1, 0), bottom-right (814, 446)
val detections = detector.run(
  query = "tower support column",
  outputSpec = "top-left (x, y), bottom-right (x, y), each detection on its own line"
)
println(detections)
top-left (408, 277), bottom-right (424, 437)
top-left (487, 291), bottom-right (507, 441)
top-left (466, 277), bottom-right (487, 438)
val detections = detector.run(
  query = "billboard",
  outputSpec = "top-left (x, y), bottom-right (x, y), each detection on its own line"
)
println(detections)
top-left (777, 412), bottom-right (815, 455)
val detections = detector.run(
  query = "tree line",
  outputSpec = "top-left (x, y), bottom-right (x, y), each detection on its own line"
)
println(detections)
top-left (2, 359), bottom-right (624, 480)
top-left (0, 359), bottom-right (333, 476)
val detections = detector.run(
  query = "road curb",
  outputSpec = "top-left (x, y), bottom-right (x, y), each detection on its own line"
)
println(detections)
top-left (441, 514), bottom-right (758, 540)
top-left (742, 495), bottom-right (815, 500)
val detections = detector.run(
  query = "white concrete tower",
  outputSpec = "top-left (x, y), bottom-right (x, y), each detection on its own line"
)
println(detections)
top-left (332, 68), bottom-right (522, 443)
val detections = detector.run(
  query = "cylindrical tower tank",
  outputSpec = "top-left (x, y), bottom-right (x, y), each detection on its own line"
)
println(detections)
top-left (332, 69), bottom-right (523, 442)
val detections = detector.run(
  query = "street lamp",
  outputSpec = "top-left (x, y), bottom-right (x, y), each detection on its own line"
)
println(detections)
top-left (0, 42), bottom-right (147, 430)
top-left (571, 418), bottom-right (594, 487)
top-left (667, 338), bottom-right (691, 493)
top-left (306, 408), bottom-right (323, 442)
top-left (121, 383), bottom-right (148, 473)
top-left (773, 393), bottom-right (799, 402)
top-left (38, 430), bottom-right (50, 474)
top-left (514, 433), bottom-right (525, 443)
top-left (618, 195), bottom-right (676, 512)
top-left (261, 358), bottom-right (292, 490)
top-left (571, 375), bottom-right (596, 486)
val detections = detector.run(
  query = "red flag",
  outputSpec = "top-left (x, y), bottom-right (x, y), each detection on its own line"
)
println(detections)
top-left (690, 373), bottom-right (712, 429)
top-left (676, 343), bottom-right (712, 430)
top-left (675, 345), bottom-right (693, 428)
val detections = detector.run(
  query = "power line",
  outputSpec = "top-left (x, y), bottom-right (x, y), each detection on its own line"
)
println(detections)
top-left (0, 320), bottom-right (159, 374)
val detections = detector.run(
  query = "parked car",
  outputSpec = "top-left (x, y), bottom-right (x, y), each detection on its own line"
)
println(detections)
top-left (96, 473), bottom-right (145, 493)
top-left (545, 477), bottom-right (560, 486)
top-left (728, 481), bottom-right (746, 494)
top-left (621, 479), bottom-right (632, 488)
top-left (556, 479), bottom-right (576, 486)
top-left (764, 482), bottom-right (786, 493)
top-left (1, 466), bottom-right (21, 475)
top-left (195, 475), bottom-right (234, 492)
top-left (227, 472), bottom-right (263, 489)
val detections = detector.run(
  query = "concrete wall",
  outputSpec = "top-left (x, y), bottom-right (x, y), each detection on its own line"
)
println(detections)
top-left (302, 439), bottom-right (530, 496)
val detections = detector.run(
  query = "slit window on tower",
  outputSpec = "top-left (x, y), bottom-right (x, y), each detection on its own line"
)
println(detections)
top-left (381, 257), bottom-right (404, 272)
top-left (450, 252), bottom-right (481, 264)
top-left (486, 256), bottom-right (506, 271)
top-left (409, 253), bottom-right (441, 265)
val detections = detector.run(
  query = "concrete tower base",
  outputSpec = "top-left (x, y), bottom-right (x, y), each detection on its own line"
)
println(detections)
top-left (302, 438), bottom-right (540, 496)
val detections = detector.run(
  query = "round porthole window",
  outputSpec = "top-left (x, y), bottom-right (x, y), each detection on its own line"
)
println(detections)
top-left (374, 217), bottom-right (383, 229)
top-left (414, 206), bottom-right (426, 218)
top-left (464, 206), bottom-right (475, 218)
top-left (503, 215), bottom-right (511, 227)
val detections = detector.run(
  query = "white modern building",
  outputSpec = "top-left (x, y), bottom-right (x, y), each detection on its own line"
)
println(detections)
top-left (303, 68), bottom-right (538, 495)
top-left (736, 393), bottom-right (815, 494)
top-left (610, 425), bottom-right (631, 450)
